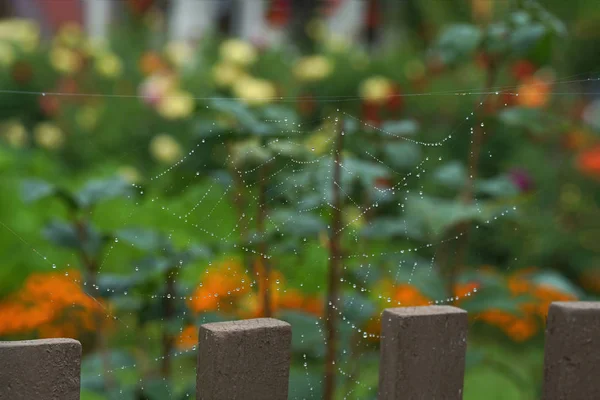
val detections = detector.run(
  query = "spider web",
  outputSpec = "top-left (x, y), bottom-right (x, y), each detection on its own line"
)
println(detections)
top-left (2, 73), bottom-right (596, 399)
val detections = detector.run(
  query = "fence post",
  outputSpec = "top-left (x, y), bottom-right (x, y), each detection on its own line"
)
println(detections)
top-left (542, 301), bottom-right (600, 400)
top-left (196, 318), bottom-right (292, 400)
top-left (378, 306), bottom-right (468, 400)
top-left (0, 338), bottom-right (82, 400)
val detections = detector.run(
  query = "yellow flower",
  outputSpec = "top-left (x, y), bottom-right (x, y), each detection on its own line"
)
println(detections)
top-left (49, 46), bottom-right (81, 74)
top-left (324, 35), bottom-right (350, 53)
top-left (294, 55), bottom-right (333, 82)
top-left (2, 120), bottom-right (27, 148)
top-left (56, 23), bottom-right (83, 48)
top-left (212, 62), bottom-right (245, 87)
top-left (220, 39), bottom-right (257, 67)
top-left (0, 19), bottom-right (39, 52)
top-left (0, 42), bottom-right (15, 67)
top-left (117, 166), bottom-right (142, 184)
top-left (34, 122), bottom-right (64, 150)
top-left (149, 134), bottom-right (183, 164)
top-left (156, 90), bottom-right (195, 119)
top-left (95, 52), bottom-right (123, 78)
top-left (83, 37), bottom-right (108, 57)
top-left (232, 76), bottom-right (276, 106)
top-left (359, 76), bottom-right (394, 104)
top-left (139, 73), bottom-right (177, 106)
top-left (76, 105), bottom-right (100, 131)
top-left (165, 41), bottom-right (194, 68)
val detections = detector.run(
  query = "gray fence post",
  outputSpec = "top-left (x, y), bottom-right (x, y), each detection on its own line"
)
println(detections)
top-left (0, 338), bottom-right (82, 400)
top-left (196, 318), bottom-right (292, 400)
top-left (378, 306), bottom-right (468, 400)
top-left (542, 301), bottom-right (600, 400)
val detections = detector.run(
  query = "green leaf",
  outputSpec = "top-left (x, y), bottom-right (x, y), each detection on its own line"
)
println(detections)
top-left (289, 367), bottom-right (323, 400)
top-left (380, 120), bottom-right (419, 136)
top-left (433, 161), bottom-right (467, 189)
top-left (383, 142), bottom-right (421, 169)
top-left (279, 310), bottom-right (325, 357)
top-left (460, 285), bottom-right (523, 314)
top-left (135, 256), bottom-right (173, 276)
top-left (260, 105), bottom-right (298, 126)
top-left (269, 209), bottom-right (327, 237)
top-left (476, 175), bottom-right (518, 198)
top-left (341, 293), bottom-right (377, 325)
top-left (210, 98), bottom-right (272, 136)
top-left (76, 177), bottom-right (132, 208)
top-left (497, 107), bottom-right (558, 135)
top-left (435, 24), bottom-right (483, 65)
top-left (510, 23), bottom-right (547, 55)
top-left (268, 139), bottom-right (309, 160)
top-left (43, 220), bottom-right (105, 255)
top-left (405, 195), bottom-right (500, 238)
top-left (21, 179), bottom-right (55, 203)
top-left (231, 138), bottom-right (272, 168)
top-left (529, 270), bottom-right (583, 298)
top-left (343, 157), bottom-right (390, 188)
top-left (138, 379), bottom-right (172, 400)
top-left (116, 228), bottom-right (170, 252)
top-left (360, 217), bottom-right (424, 240)
top-left (21, 179), bottom-right (78, 209)
top-left (97, 274), bottom-right (142, 296)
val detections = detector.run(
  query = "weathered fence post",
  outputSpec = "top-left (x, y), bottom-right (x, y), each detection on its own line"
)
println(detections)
top-left (0, 338), bottom-right (82, 400)
top-left (542, 301), bottom-right (600, 400)
top-left (196, 318), bottom-right (292, 400)
top-left (378, 306), bottom-right (468, 400)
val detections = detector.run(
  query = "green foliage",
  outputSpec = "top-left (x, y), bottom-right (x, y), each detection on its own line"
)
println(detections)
top-left (1, 0), bottom-right (598, 398)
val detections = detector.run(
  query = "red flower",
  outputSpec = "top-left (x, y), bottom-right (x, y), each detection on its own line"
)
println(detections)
top-left (511, 60), bottom-right (536, 81)
top-left (386, 85), bottom-right (403, 113)
top-left (39, 95), bottom-right (60, 117)
top-left (266, 0), bottom-right (290, 27)
top-left (362, 101), bottom-right (381, 127)
top-left (576, 145), bottom-right (600, 178)
top-left (297, 93), bottom-right (316, 116)
top-left (128, 0), bottom-right (153, 15)
top-left (374, 176), bottom-right (392, 189)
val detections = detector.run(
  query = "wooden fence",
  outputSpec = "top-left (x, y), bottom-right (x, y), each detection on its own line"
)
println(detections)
top-left (1, 301), bottom-right (598, 399)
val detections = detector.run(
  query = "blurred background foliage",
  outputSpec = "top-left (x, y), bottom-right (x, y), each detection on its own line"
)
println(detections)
top-left (0, 0), bottom-right (599, 399)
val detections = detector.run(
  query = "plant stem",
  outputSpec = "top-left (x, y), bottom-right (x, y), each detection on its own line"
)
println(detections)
top-left (447, 60), bottom-right (499, 298)
top-left (257, 163), bottom-right (272, 317)
top-left (161, 268), bottom-right (176, 377)
top-left (74, 217), bottom-right (113, 391)
top-left (324, 117), bottom-right (344, 400)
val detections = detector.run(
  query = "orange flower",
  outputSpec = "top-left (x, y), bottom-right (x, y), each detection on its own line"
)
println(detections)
top-left (0, 270), bottom-right (105, 338)
top-left (392, 284), bottom-right (430, 306)
top-left (187, 259), bottom-right (250, 314)
top-left (508, 276), bottom-right (532, 296)
top-left (562, 130), bottom-right (594, 151)
top-left (517, 76), bottom-right (551, 108)
top-left (479, 309), bottom-right (514, 326)
top-left (576, 145), bottom-right (600, 178)
top-left (176, 325), bottom-right (198, 350)
top-left (504, 317), bottom-right (538, 342)
top-left (139, 51), bottom-right (167, 76)
top-left (279, 288), bottom-right (304, 310)
top-left (363, 316), bottom-right (381, 340)
top-left (454, 281), bottom-right (479, 299)
top-left (302, 296), bottom-right (324, 316)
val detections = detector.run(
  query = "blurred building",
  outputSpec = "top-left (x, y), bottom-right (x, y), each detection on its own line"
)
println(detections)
top-left (0, 0), bottom-right (381, 46)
